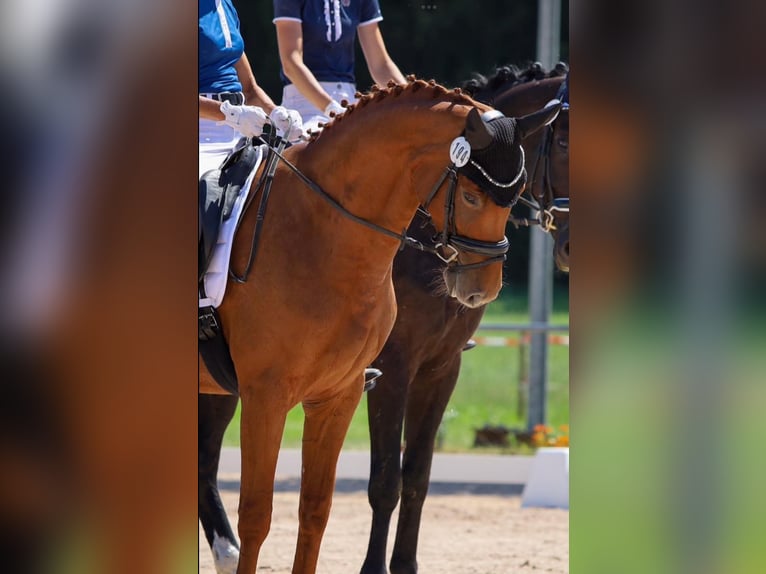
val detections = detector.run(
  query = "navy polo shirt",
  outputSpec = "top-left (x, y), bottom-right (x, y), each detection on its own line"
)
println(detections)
top-left (273, 0), bottom-right (383, 85)
top-left (199, 0), bottom-right (245, 93)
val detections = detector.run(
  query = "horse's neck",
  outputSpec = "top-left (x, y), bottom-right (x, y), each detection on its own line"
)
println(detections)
top-left (296, 100), bottom-right (467, 242)
top-left (495, 77), bottom-right (563, 170)
top-left (496, 77), bottom-right (563, 117)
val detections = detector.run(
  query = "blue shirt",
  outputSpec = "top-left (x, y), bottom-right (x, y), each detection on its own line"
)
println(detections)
top-left (199, 0), bottom-right (245, 93)
top-left (273, 0), bottom-right (383, 85)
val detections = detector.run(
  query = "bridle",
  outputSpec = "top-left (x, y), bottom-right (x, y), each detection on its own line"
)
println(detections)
top-left (509, 80), bottom-right (569, 233)
top-left (511, 107), bottom-right (568, 232)
top-left (230, 114), bottom-right (523, 282)
top-left (416, 135), bottom-right (526, 271)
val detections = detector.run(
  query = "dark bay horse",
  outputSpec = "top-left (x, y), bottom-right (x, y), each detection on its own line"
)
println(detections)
top-left (360, 64), bottom-right (569, 574)
top-left (199, 77), bottom-right (560, 574)
top-left (465, 62), bottom-right (570, 270)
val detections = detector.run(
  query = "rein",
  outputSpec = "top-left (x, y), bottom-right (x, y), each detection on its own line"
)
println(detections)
top-left (229, 133), bottom-right (287, 284)
top-left (229, 132), bottom-right (511, 282)
top-left (268, 146), bottom-right (509, 271)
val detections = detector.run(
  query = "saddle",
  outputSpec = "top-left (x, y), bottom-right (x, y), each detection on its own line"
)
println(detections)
top-left (198, 137), bottom-right (261, 396)
top-left (199, 137), bottom-right (260, 280)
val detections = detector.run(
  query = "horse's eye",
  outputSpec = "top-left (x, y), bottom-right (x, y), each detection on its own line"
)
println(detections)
top-left (557, 137), bottom-right (569, 151)
top-left (462, 191), bottom-right (479, 206)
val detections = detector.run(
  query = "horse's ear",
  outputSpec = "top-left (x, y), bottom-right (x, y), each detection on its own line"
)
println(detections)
top-left (516, 101), bottom-right (562, 140)
top-left (464, 108), bottom-right (494, 150)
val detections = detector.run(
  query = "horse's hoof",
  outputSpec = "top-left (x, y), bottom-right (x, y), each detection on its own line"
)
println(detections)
top-left (212, 534), bottom-right (239, 574)
top-left (364, 368), bottom-right (383, 392)
top-left (462, 339), bottom-right (477, 351)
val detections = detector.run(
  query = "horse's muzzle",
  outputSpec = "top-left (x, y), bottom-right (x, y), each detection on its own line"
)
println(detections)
top-left (444, 266), bottom-right (501, 308)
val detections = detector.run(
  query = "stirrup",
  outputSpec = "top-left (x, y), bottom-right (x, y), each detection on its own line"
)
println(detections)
top-left (364, 368), bottom-right (382, 392)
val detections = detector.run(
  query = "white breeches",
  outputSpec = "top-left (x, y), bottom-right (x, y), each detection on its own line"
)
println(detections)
top-left (281, 81), bottom-right (357, 134)
top-left (199, 119), bottom-right (242, 178)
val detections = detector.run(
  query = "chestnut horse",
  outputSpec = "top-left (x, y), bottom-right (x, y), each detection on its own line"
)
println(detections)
top-left (199, 77), bottom-right (560, 574)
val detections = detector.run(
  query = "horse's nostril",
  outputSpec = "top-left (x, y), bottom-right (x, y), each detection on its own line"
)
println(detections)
top-left (465, 292), bottom-right (486, 308)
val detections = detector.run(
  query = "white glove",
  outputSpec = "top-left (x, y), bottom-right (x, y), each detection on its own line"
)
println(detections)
top-left (324, 100), bottom-right (345, 118)
top-left (218, 100), bottom-right (268, 137)
top-left (269, 106), bottom-right (306, 143)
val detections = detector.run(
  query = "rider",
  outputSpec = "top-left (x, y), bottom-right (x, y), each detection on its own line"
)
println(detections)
top-left (200, 0), bottom-right (307, 397)
top-left (272, 0), bottom-right (406, 387)
top-left (272, 0), bottom-right (406, 133)
top-left (199, 0), bottom-right (304, 180)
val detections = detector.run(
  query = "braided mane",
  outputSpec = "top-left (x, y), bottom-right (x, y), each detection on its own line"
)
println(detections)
top-left (461, 61), bottom-right (568, 98)
top-left (306, 75), bottom-right (479, 143)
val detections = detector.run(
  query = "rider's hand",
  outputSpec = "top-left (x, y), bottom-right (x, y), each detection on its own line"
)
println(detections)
top-left (218, 100), bottom-right (268, 137)
top-left (323, 100), bottom-right (345, 118)
top-left (269, 106), bottom-right (306, 143)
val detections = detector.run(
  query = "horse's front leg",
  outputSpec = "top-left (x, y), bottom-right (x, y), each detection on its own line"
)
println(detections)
top-left (360, 351), bottom-right (411, 574)
top-left (292, 379), bottom-right (364, 574)
top-left (236, 386), bottom-right (289, 574)
top-left (390, 356), bottom-right (461, 574)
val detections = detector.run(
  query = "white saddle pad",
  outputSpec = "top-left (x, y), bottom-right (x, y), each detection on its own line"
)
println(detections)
top-left (199, 144), bottom-right (265, 309)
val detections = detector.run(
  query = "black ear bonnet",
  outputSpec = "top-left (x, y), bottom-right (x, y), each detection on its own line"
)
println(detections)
top-left (459, 113), bottom-right (526, 207)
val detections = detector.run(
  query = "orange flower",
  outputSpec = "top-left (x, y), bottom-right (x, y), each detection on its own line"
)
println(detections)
top-left (529, 423), bottom-right (570, 449)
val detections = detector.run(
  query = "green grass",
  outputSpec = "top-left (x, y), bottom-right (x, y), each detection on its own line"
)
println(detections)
top-left (222, 289), bottom-right (569, 452)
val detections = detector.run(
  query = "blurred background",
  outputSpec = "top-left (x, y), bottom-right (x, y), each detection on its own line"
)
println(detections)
top-left (571, 1), bottom-right (766, 573)
top-left (1, 0), bottom-right (766, 573)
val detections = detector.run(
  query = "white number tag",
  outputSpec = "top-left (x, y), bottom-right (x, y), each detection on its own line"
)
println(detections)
top-left (449, 137), bottom-right (471, 167)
